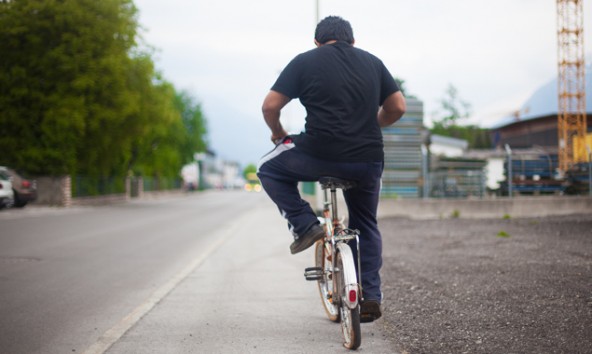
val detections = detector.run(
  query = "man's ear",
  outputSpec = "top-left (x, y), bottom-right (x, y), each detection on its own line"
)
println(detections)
top-left (314, 39), bottom-right (321, 47)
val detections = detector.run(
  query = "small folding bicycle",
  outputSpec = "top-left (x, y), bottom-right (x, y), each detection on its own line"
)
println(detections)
top-left (304, 177), bottom-right (362, 350)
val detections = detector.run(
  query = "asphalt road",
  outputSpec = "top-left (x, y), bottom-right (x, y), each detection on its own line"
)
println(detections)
top-left (0, 191), bottom-right (394, 354)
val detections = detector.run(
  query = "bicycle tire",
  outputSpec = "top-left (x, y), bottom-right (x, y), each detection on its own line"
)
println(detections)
top-left (314, 239), bottom-right (340, 322)
top-left (336, 246), bottom-right (361, 350)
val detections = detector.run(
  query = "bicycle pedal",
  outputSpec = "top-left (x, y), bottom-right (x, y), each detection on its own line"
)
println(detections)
top-left (304, 267), bottom-right (323, 281)
top-left (334, 234), bottom-right (356, 242)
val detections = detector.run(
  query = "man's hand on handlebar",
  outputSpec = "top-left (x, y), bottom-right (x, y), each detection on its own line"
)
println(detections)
top-left (271, 129), bottom-right (288, 145)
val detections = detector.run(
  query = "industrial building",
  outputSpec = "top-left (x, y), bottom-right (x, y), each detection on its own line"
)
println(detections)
top-left (490, 71), bottom-right (592, 151)
top-left (489, 71), bottom-right (592, 195)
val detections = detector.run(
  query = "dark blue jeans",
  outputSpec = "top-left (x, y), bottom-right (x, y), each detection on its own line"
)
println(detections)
top-left (257, 139), bottom-right (384, 301)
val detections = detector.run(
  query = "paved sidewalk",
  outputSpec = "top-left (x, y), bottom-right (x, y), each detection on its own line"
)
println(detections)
top-left (98, 198), bottom-right (395, 353)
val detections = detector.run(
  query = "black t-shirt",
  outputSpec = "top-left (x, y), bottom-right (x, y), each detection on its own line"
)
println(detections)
top-left (271, 41), bottom-right (400, 162)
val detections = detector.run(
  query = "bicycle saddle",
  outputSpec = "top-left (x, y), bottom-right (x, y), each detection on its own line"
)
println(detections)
top-left (319, 177), bottom-right (357, 191)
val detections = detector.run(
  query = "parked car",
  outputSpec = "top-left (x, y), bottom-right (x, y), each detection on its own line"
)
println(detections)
top-left (0, 166), bottom-right (37, 208)
top-left (0, 168), bottom-right (14, 209)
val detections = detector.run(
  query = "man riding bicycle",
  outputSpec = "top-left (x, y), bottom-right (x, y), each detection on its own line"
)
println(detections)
top-left (257, 16), bottom-right (406, 322)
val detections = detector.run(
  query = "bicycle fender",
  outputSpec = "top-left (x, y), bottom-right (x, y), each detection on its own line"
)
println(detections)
top-left (336, 243), bottom-right (360, 310)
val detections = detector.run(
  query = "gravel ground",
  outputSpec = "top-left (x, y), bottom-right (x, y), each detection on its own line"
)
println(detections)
top-left (378, 213), bottom-right (592, 354)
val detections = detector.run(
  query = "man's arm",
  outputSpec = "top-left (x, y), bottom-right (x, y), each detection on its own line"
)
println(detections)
top-left (262, 90), bottom-right (291, 143)
top-left (377, 91), bottom-right (406, 127)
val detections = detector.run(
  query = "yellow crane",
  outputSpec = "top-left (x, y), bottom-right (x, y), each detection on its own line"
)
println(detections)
top-left (556, 0), bottom-right (588, 172)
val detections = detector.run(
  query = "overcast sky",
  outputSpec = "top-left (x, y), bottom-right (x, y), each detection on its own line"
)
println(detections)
top-left (133, 0), bottom-right (592, 166)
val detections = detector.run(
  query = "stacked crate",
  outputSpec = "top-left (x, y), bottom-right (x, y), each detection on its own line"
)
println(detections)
top-left (381, 97), bottom-right (424, 198)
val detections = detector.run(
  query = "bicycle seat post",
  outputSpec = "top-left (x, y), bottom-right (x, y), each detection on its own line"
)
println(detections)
top-left (319, 177), bottom-right (357, 232)
top-left (330, 186), bottom-right (339, 229)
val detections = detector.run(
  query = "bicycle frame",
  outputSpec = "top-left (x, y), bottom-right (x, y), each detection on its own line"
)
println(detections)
top-left (304, 178), bottom-right (363, 349)
top-left (320, 187), bottom-right (362, 309)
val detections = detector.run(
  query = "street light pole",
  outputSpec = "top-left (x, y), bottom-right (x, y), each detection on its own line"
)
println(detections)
top-left (316, 0), bottom-right (319, 24)
top-left (421, 144), bottom-right (430, 199)
top-left (505, 144), bottom-right (513, 198)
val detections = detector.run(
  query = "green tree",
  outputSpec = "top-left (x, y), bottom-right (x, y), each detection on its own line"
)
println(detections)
top-left (394, 77), bottom-right (416, 99)
top-left (128, 78), bottom-right (208, 179)
top-left (0, 0), bottom-right (140, 176)
top-left (430, 84), bottom-right (491, 149)
top-left (130, 78), bottom-right (178, 178)
top-left (243, 164), bottom-right (257, 180)
top-left (0, 0), bottom-right (209, 179)
top-left (430, 124), bottom-right (492, 149)
top-left (174, 90), bottom-right (208, 164)
top-left (435, 83), bottom-right (472, 128)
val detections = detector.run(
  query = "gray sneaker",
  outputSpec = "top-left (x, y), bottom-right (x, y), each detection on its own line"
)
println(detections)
top-left (290, 225), bottom-right (325, 254)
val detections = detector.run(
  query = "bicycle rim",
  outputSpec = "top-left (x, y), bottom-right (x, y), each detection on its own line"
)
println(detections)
top-left (314, 240), bottom-right (339, 322)
top-left (336, 250), bottom-right (361, 350)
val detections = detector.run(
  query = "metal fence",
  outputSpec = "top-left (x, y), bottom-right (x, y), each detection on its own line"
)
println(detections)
top-left (72, 176), bottom-right (126, 198)
top-left (429, 170), bottom-right (486, 198)
top-left (142, 176), bottom-right (182, 192)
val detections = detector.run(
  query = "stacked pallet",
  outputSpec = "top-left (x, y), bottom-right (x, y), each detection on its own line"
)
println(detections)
top-left (381, 97), bottom-right (424, 198)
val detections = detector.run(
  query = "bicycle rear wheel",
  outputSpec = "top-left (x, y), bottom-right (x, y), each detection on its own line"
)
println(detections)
top-left (336, 246), bottom-right (361, 350)
top-left (314, 240), bottom-right (340, 322)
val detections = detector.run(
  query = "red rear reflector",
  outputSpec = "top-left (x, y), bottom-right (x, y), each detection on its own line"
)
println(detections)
top-left (349, 289), bottom-right (357, 303)
top-left (22, 180), bottom-right (31, 188)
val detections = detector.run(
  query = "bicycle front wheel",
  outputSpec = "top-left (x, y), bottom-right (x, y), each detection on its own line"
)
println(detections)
top-left (314, 239), bottom-right (340, 322)
top-left (335, 245), bottom-right (361, 350)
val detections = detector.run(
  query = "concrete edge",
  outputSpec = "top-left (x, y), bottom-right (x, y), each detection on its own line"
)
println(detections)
top-left (377, 195), bottom-right (592, 220)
